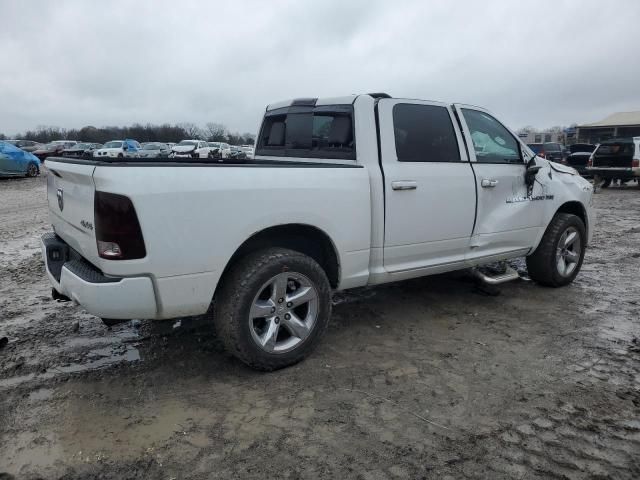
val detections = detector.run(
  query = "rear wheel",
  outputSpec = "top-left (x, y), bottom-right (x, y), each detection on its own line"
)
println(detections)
top-left (213, 248), bottom-right (331, 371)
top-left (601, 178), bottom-right (611, 188)
top-left (526, 213), bottom-right (586, 287)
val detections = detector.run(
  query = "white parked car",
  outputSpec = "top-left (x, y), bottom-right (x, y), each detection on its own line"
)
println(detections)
top-left (137, 142), bottom-right (172, 158)
top-left (240, 145), bottom-right (255, 159)
top-left (42, 93), bottom-right (594, 371)
top-left (171, 140), bottom-right (211, 158)
top-left (93, 139), bottom-right (141, 159)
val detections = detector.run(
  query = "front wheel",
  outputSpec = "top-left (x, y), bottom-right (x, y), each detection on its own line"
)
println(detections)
top-left (26, 162), bottom-right (39, 177)
top-left (526, 213), bottom-right (586, 287)
top-left (213, 248), bottom-right (331, 371)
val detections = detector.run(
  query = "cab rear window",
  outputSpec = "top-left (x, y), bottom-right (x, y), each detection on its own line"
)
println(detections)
top-left (256, 105), bottom-right (355, 160)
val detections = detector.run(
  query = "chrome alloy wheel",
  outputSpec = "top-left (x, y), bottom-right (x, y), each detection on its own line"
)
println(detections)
top-left (249, 272), bottom-right (319, 354)
top-left (555, 226), bottom-right (581, 277)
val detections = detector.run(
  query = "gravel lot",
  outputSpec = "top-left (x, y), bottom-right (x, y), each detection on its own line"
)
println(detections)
top-left (1, 172), bottom-right (639, 479)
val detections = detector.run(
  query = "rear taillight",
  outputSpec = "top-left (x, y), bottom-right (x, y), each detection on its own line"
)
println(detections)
top-left (94, 191), bottom-right (146, 260)
top-left (539, 152), bottom-right (546, 158)
top-left (633, 159), bottom-right (639, 168)
top-left (587, 157), bottom-right (593, 167)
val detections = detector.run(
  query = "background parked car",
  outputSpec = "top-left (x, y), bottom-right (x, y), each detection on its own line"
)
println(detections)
top-left (527, 142), bottom-right (565, 163)
top-left (171, 140), bottom-right (211, 158)
top-left (240, 145), bottom-right (255, 159)
top-left (94, 139), bottom-right (141, 158)
top-left (207, 142), bottom-right (231, 159)
top-left (5, 139), bottom-right (42, 153)
top-left (137, 142), bottom-right (172, 158)
top-left (62, 142), bottom-right (103, 159)
top-left (565, 143), bottom-right (596, 176)
top-left (228, 146), bottom-right (248, 160)
top-left (0, 141), bottom-right (40, 177)
top-left (33, 140), bottom-right (77, 161)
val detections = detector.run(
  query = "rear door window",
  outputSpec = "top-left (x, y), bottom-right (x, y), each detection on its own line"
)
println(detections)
top-left (392, 104), bottom-right (460, 162)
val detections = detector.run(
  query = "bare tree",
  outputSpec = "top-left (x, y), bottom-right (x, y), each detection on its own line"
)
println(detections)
top-left (179, 122), bottom-right (204, 139)
top-left (204, 122), bottom-right (227, 142)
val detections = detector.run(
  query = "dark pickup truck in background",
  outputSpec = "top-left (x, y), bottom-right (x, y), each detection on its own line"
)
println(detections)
top-left (587, 137), bottom-right (640, 187)
top-left (527, 142), bottom-right (565, 163)
top-left (565, 143), bottom-right (596, 176)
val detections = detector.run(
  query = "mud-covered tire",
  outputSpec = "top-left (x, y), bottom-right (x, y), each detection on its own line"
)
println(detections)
top-left (526, 213), bottom-right (586, 287)
top-left (213, 248), bottom-right (331, 371)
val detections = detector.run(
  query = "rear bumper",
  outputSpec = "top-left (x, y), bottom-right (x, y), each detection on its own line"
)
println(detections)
top-left (41, 233), bottom-right (157, 319)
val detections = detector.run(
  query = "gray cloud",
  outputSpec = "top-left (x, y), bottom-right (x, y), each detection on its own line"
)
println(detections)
top-left (1, 0), bottom-right (639, 135)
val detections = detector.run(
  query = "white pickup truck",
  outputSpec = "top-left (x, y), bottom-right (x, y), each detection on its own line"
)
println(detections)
top-left (42, 93), bottom-right (595, 370)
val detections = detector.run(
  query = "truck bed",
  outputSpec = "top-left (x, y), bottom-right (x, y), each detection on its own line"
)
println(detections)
top-left (44, 156), bottom-right (373, 319)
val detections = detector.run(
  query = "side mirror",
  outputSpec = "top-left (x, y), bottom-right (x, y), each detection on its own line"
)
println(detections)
top-left (525, 158), bottom-right (542, 187)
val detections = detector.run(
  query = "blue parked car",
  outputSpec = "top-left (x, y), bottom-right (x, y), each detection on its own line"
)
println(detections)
top-left (0, 141), bottom-right (40, 177)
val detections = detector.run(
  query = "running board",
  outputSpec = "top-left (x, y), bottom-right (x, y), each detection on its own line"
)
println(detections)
top-left (471, 266), bottom-right (520, 285)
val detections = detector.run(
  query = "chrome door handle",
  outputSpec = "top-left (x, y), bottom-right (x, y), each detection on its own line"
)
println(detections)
top-left (391, 180), bottom-right (417, 191)
top-left (481, 179), bottom-right (499, 188)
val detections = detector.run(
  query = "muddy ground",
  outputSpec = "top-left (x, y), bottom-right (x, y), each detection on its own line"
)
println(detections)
top-left (0, 172), bottom-right (639, 480)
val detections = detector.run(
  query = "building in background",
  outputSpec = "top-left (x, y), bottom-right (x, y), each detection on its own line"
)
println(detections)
top-left (577, 111), bottom-right (640, 143)
top-left (516, 129), bottom-right (565, 145)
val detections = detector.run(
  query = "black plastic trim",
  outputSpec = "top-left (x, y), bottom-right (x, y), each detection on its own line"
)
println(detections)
top-left (42, 232), bottom-right (122, 284)
top-left (64, 257), bottom-right (121, 283)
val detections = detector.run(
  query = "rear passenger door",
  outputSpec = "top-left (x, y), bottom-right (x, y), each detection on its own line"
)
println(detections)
top-left (378, 99), bottom-right (476, 273)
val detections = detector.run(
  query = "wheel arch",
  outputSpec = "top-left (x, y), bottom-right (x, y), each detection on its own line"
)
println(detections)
top-left (217, 224), bottom-right (341, 297)
top-left (556, 201), bottom-right (588, 236)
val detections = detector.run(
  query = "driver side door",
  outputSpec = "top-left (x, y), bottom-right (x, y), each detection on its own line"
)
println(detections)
top-left (454, 105), bottom-right (545, 262)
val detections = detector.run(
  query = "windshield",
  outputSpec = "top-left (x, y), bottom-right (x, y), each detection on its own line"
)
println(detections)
top-left (177, 140), bottom-right (198, 146)
top-left (208, 142), bottom-right (220, 148)
top-left (103, 141), bottom-right (123, 148)
top-left (73, 143), bottom-right (91, 149)
top-left (595, 141), bottom-right (635, 156)
top-left (143, 144), bottom-right (164, 150)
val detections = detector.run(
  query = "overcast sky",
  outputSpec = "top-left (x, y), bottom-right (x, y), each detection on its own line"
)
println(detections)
top-left (1, 0), bottom-right (639, 136)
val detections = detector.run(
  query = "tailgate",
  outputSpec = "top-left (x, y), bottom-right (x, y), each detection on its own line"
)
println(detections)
top-left (45, 159), bottom-right (101, 266)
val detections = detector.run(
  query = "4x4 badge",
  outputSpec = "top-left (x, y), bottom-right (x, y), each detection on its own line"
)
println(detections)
top-left (57, 188), bottom-right (64, 211)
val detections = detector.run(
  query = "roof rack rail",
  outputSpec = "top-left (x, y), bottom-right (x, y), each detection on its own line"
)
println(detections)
top-left (367, 92), bottom-right (392, 99)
